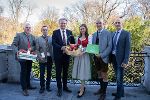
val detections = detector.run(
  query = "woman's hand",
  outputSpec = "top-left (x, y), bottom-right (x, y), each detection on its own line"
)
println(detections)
top-left (121, 63), bottom-right (128, 68)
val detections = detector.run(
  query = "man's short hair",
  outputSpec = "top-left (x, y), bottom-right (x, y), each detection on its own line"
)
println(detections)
top-left (41, 25), bottom-right (48, 32)
top-left (23, 22), bottom-right (31, 29)
top-left (96, 18), bottom-right (104, 23)
top-left (42, 25), bottom-right (48, 28)
top-left (59, 18), bottom-right (68, 23)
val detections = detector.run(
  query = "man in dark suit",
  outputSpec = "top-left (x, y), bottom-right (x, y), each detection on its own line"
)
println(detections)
top-left (52, 18), bottom-right (75, 97)
top-left (12, 23), bottom-right (36, 96)
top-left (111, 19), bottom-right (131, 100)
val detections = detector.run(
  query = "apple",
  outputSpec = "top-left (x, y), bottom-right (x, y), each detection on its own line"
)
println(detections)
top-left (70, 44), bottom-right (75, 51)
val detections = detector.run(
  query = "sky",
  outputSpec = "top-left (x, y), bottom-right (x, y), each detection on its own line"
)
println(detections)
top-left (0, 0), bottom-right (125, 26)
top-left (0, 0), bottom-right (80, 25)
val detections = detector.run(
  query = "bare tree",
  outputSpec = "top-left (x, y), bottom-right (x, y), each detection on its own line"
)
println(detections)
top-left (126, 0), bottom-right (150, 20)
top-left (136, 0), bottom-right (150, 20)
top-left (0, 6), bottom-right (3, 16)
top-left (8, 0), bottom-right (24, 23)
top-left (24, 4), bottom-right (34, 23)
top-left (41, 6), bottom-right (59, 22)
top-left (63, 0), bottom-right (124, 24)
top-left (8, 0), bottom-right (34, 24)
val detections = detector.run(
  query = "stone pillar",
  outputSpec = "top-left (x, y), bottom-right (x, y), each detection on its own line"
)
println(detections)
top-left (0, 45), bottom-right (21, 83)
top-left (143, 46), bottom-right (150, 93)
top-left (7, 46), bottom-right (21, 83)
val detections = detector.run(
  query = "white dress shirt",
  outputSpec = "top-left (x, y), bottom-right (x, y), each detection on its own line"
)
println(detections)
top-left (114, 29), bottom-right (122, 45)
top-left (112, 29), bottom-right (122, 54)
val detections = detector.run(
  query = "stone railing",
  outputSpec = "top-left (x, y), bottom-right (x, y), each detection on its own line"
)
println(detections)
top-left (0, 45), bottom-right (149, 89)
top-left (143, 46), bottom-right (150, 93)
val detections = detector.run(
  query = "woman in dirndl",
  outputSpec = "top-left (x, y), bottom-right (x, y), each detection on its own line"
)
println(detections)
top-left (72, 24), bottom-right (91, 98)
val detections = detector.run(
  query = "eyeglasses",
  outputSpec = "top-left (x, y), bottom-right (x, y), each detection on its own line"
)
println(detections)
top-left (25, 27), bottom-right (31, 29)
top-left (96, 22), bottom-right (102, 24)
top-left (60, 23), bottom-right (67, 24)
top-left (43, 29), bottom-right (48, 31)
top-left (115, 22), bottom-right (121, 24)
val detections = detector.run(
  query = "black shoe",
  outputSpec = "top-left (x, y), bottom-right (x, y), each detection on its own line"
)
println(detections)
top-left (94, 88), bottom-right (103, 95)
top-left (22, 89), bottom-right (29, 96)
top-left (113, 97), bottom-right (121, 100)
top-left (39, 87), bottom-right (45, 94)
top-left (46, 87), bottom-right (52, 92)
top-left (98, 94), bottom-right (106, 100)
top-left (112, 93), bottom-right (124, 97)
top-left (77, 87), bottom-right (85, 98)
top-left (63, 87), bottom-right (72, 93)
top-left (28, 86), bottom-right (37, 90)
top-left (57, 89), bottom-right (62, 97)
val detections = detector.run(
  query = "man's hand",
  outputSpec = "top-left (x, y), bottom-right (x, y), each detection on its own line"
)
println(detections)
top-left (121, 63), bottom-right (128, 68)
top-left (39, 56), bottom-right (44, 60)
top-left (61, 46), bottom-right (66, 51)
top-left (18, 49), bottom-right (27, 53)
top-left (28, 48), bottom-right (32, 52)
top-left (31, 51), bottom-right (36, 55)
top-left (95, 54), bottom-right (100, 58)
top-left (17, 49), bottom-right (27, 57)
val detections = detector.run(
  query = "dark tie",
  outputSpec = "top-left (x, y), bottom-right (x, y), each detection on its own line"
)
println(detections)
top-left (27, 35), bottom-right (31, 49)
top-left (45, 36), bottom-right (48, 58)
top-left (113, 31), bottom-right (119, 52)
top-left (62, 30), bottom-right (66, 45)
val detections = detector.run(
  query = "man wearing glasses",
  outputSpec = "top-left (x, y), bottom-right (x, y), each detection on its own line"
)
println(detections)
top-left (111, 18), bottom-right (131, 100)
top-left (92, 19), bottom-right (112, 100)
top-left (12, 23), bottom-right (36, 96)
top-left (36, 26), bottom-right (53, 94)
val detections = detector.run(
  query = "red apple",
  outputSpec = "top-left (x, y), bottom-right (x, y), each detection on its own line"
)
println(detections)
top-left (70, 44), bottom-right (75, 51)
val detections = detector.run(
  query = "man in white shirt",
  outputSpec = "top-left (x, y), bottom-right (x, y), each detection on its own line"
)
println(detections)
top-left (52, 18), bottom-right (75, 97)
top-left (111, 18), bottom-right (131, 100)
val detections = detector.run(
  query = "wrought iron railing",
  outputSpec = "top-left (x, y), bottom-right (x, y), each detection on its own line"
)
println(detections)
top-left (32, 52), bottom-right (148, 86)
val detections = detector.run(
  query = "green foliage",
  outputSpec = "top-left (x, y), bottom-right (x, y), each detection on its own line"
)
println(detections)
top-left (32, 53), bottom-right (144, 84)
top-left (124, 17), bottom-right (150, 51)
top-left (31, 17), bottom-right (148, 83)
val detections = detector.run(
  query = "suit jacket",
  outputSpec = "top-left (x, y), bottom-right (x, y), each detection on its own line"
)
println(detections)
top-left (92, 29), bottom-right (112, 63)
top-left (112, 29), bottom-right (131, 65)
top-left (12, 32), bottom-right (36, 53)
top-left (36, 35), bottom-right (53, 63)
top-left (52, 29), bottom-right (75, 61)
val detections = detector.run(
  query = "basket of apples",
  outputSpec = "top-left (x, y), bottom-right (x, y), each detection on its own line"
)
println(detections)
top-left (64, 44), bottom-right (83, 56)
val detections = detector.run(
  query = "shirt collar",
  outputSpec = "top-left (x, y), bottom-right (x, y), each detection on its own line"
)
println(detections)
top-left (24, 32), bottom-right (30, 36)
top-left (116, 29), bottom-right (122, 33)
top-left (98, 29), bottom-right (103, 33)
top-left (60, 28), bottom-right (66, 32)
top-left (42, 35), bottom-right (48, 38)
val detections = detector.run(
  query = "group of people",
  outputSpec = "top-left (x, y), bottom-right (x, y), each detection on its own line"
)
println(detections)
top-left (11, 17), bottom-right (131, 100)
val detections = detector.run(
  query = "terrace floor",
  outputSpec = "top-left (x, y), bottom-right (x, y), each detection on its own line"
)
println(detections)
top-left (0, 81), bottom-right (150, 100)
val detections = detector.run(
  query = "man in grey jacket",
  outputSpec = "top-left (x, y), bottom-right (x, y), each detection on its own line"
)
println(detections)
top-left (12, 23), bottom-right (36, 96)
top-left (92, 19), bottom-right (112, 100)
top-left (111, 18), bottom-right (131, 100)
top-left (36, 26), bottom-right (53, 94)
